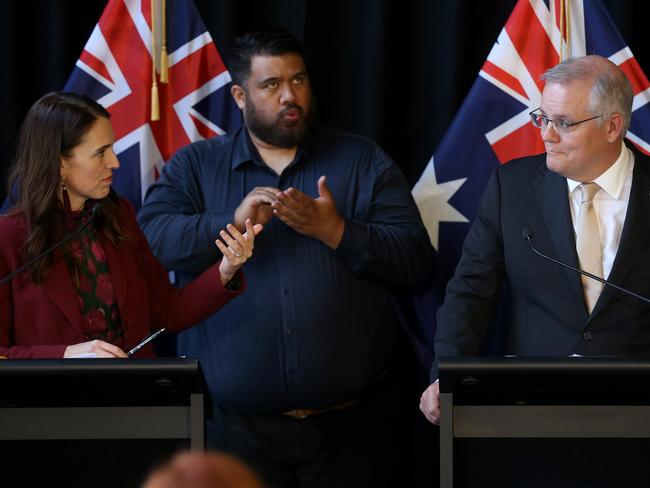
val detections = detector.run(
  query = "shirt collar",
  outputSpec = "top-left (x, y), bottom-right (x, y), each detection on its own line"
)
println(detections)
top-left (230, 126), bottom-right (313, 171)
top-left (231, 127), bottom-right (262, 170)
top-left (566, 143), bottom-right (632, 199)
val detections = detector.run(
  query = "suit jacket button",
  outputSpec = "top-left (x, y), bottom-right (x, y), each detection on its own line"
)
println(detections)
top-left (583, 331), bottom-right (592, 341)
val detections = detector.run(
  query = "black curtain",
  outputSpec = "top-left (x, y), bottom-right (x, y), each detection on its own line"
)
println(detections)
top-left (2, 2), bottom-right (650, 485)
top-left (2, 0), bottom-right (649, 202)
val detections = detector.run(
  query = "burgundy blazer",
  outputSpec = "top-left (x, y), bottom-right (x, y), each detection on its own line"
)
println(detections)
top-left (0, 198), bottom-right (243, 358)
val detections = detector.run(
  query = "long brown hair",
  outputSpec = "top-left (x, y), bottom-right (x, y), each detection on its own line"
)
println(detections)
top-left (7, 92), bottom-right (128, 284)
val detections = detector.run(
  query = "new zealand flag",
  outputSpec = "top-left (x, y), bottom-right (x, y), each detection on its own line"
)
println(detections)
top-left (64, 0), bottom-right (241, 209)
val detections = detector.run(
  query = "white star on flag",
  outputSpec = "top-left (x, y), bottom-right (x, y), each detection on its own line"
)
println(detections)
top-left (412, 157), bottom-right (468, 250)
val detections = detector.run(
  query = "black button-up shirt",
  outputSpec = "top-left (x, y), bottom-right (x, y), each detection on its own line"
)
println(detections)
top-left (138, 126), bottom-right (435, 414)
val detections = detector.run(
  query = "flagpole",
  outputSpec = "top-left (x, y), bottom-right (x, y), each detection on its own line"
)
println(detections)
top-left (150, 0), bottom-right (160, 121)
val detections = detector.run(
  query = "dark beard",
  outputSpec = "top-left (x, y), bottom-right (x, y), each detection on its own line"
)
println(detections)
top-left (244, 100), bottom-right (317, 148)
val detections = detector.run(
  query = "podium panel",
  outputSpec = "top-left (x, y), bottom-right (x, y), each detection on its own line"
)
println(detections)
top-left (439, 357), bottom-right (650, 487)
top-left (0, 358), bottom-right (207, 487)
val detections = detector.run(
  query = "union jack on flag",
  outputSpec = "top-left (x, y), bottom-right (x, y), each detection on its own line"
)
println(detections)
top-left (64, 0), bottom-right (241, 209)
top-left (407, 0), bottom-right (650, 365)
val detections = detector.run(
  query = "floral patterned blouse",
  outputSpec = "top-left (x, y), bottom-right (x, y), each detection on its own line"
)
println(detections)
top-left (65, 206), bottom-right (125, 349)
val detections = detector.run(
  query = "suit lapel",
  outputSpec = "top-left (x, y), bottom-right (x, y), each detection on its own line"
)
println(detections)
top-left (40, 236), bottom-right (130, 336)
top-left (40, 253), bottom-right (84, 336)
top-left (591, 153), bottom-right (650, 317)
top-left (534, 167), bottom-right (588, 312)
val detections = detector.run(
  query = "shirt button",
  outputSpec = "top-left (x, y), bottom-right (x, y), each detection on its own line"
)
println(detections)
top-left (287, 367), bottom-right (295, 374)
top-left (285, 328), bottom-right (294, 334)
top-left (582, 331), bottom-right (592, 341)
top-left (283, 288), bottom-right (290, 295)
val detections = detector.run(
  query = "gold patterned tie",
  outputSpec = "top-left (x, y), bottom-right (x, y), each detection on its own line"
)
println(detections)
top-left (576, 182), bottom-right (603, 313)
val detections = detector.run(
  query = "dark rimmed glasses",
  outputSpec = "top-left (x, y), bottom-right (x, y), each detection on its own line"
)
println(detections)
top-left (529, 108), bottom-right (601, 134)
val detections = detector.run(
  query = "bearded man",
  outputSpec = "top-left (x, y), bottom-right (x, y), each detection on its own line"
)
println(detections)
top-left (138, 29), bottom-right (435, 488)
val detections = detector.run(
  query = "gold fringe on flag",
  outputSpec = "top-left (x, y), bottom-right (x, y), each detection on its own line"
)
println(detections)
top-left (150, 0), bottom-right (160, 121)
top-left (160, 0), bottom-right (169, 83)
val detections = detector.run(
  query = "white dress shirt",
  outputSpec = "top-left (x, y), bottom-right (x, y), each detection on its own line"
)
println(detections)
top-left (566, 144), bottom-right (634, 280)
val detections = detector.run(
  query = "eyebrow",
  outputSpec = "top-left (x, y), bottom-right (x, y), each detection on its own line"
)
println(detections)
top-left (93, 143), bottom-right (113, 155)
top-left (257, 70), bottom-right (308, 85)
top-left (539, 108), bottom-right (572, 119)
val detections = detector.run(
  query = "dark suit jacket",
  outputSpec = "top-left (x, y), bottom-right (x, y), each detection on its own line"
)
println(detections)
top-left (433, 148), bottom-right (650, 379)
top-left (0, 198), bottom-right (243, 358)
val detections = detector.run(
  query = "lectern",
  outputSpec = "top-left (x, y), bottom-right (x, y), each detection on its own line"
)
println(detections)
top-left (0, 358), bottom-right (207, 487)
top-left (439, 357), bottom-right (650, 487)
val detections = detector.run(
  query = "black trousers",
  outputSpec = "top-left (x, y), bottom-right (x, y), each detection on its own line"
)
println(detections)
top-left (207, 378), bottom-right (399, 488)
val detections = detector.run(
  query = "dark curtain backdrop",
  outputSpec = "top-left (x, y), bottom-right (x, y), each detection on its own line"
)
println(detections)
top-left (1, 1), bottom-right (649, 203)
top-left (2, 2), bottom-right (650, 485)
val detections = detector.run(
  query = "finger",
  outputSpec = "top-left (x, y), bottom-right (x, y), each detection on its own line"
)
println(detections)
top-left (234, 220), bottom-right (255, 257)
top-left (228, 223), bottom-right (253, 257)
top-left (243, 219), bottom-right (255, 244)
top-left (114, 347), bottom-right (128, 358)
top-left (102, 341), bottom-right (127, 358)
top-left (253, 186), bottom-right (281, 195)
top-left (219, 228), bottom-right (243, 254)
top-left (283, 187), bottom-right (314, 206)
top-left (95, 341), bottom-right (127, 358)
top-left (274, 191), bottom-right (302, 212)
top-left (272, 203), bottom-right (301, 227)
top-left (242, 222), bottom-right (264, 239)
top-left (215, 239), bottom-right (241, 263)
top-left (428, 412), bottom-right (441, 425)
top-left (317, 175), bottom-right (332, 199)
top-left (276, 189), bottom-right (312, 211)
top-left (226, 223), bottom-right (246, 242)
top-left (273, 197), bottom-right (311, 224)
top-left (419, 399), bottom-right (439, 425)
top-left (248, 187), bottom-right (280, 203)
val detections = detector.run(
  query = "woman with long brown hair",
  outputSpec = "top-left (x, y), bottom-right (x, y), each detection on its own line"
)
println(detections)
top-left (0, 92), bottom-right (261, 358)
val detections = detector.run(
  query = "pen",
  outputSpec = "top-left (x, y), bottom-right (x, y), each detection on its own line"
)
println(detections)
top-left (127, 328), bottom-right (166, 357)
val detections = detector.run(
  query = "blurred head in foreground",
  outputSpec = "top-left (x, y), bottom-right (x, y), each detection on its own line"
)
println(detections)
top-left (142, 451), bottom-right (263, 488)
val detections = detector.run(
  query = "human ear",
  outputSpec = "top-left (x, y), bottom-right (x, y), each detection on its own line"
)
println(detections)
top-left (231, 85), bottom-right (246, 110)
top-left (606, 113), bottom-right (624, 143)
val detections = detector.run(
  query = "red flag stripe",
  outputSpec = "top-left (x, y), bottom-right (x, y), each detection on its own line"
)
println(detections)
top-left (505, 0), bottom-right (559, 92)
top-left (481, 60), bottom-right (529, 101)
top-left (79, 50), bottom-right (115, 84)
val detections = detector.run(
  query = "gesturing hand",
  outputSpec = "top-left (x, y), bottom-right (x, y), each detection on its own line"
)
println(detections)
top-left (234, 187), bottom-right (279, 231)
top-left (272, 176), bottom-right (345, 249)
top-left (216, 219), bottom-right (263, 286)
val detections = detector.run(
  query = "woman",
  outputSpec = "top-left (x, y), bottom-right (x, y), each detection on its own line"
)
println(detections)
top-left (0, 92), bottom-right (261, 359)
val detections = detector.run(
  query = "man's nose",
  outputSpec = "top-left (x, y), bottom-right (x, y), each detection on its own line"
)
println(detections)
top-left (280, 84), bottom-right (296, 104)
top-left (541, 121), bottom-right (560, 142)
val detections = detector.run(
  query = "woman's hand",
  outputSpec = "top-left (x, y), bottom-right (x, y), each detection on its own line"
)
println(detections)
top-left (64, 339), bottom-right (128, 358)
top-left (216, 218), bottom-right (263, 286)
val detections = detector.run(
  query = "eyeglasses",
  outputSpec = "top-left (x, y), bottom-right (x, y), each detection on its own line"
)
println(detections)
top-left (529, 108), bottom-right (601, 134)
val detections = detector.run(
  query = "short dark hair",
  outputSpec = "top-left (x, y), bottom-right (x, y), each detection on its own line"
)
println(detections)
top-left (228, 28), bottom-right (305, 87)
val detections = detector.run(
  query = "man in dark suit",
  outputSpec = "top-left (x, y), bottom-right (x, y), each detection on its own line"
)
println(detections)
top-left (420, 54), bottom-right (650, 424)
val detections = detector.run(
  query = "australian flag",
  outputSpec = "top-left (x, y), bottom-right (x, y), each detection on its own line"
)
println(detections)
top-left (64, 0), bottom-right (241, 209)
top-left (409, 0), bottom-right (650, 368)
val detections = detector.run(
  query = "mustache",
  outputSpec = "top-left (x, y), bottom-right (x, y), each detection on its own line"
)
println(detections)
top-left (278, 103), bottom-right (304, 117)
